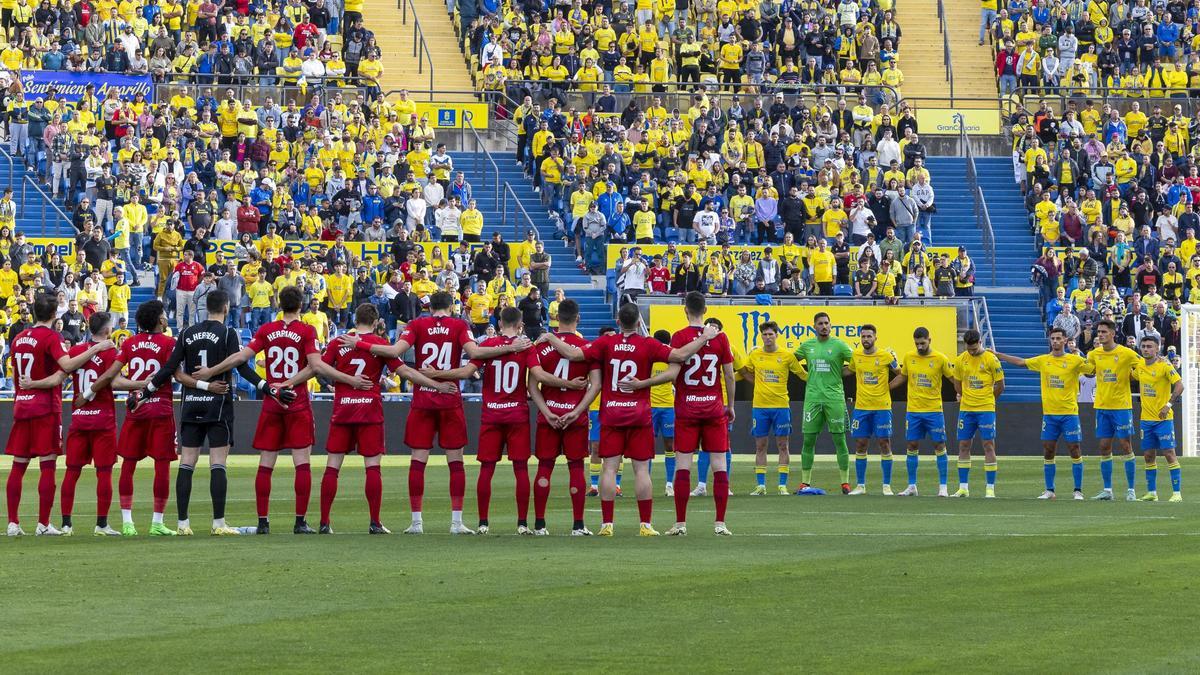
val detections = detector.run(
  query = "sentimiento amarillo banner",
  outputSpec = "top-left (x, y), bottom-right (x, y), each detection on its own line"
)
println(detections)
top-left (648, 304), bottom-right (959, 357)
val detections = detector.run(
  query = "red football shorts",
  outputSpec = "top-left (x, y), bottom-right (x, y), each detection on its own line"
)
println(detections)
top-left (599, 425), bottom-right (655, 461)
top-left (254, 409), bottom-right (316, 451)
top-left (118, 416), bottom-right (179, 461)
top-left (674, 416), bottom-right (729, 454)
top-left (405, 407), bottom-right (468, 450)
top-left (535, 422), bottom-right (589, 461)
top-left (5, 413), bottom-right (63, 458)
top-left (477, 422), bottom-right (532, 463)
top-left (65, 428), bottom-right (118, 468)
top-left (326, 422), bottom-right (386, 457)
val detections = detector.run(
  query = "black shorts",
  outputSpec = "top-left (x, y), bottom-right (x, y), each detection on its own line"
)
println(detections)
top-left (180, 420), bottom-right (233, 449)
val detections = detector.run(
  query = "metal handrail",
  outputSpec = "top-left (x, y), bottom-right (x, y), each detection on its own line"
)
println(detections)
top-left (462, 111), bottom-right (499, 205)
top-left (398, 0), bottom-right (436, 98)
top-left (500, 181), bottom-right (538, 245)
top-left (937, 0), bottom-right (955, 104)
top-left (0, 145), bottom-right (19, 217)
top-left (23, 175), bottom-right (71, 236)
top-left (957, 112), bottom-right (996, 286)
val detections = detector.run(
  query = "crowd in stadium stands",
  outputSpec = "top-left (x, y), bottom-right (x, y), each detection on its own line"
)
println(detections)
top-left (470, 0), bottom-right (904, 100)
top-left (461, 0), bottom-right (980, 302)
top-left (994, 2), bottom-right (1200, 365)
top-left (987, 0), bottom-right (1200, 98)
top-left (0, 0), bottom-right (577, 385)
top-left (0, 0), bottom-right (385, 89)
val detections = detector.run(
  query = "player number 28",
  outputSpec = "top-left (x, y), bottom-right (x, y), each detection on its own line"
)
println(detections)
top-left (267, 346), bottom-right (300, 380)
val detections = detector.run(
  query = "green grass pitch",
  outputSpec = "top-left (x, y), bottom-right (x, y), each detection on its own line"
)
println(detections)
top-left (1, 455), bottom-right (1198, 673)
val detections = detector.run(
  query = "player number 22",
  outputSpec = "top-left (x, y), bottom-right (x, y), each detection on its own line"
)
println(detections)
top-left (683, 354), bottom-right (719, 387)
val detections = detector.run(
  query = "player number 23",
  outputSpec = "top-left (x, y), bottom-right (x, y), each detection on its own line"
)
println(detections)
top-left (683, 354), bottom-right (719, 387)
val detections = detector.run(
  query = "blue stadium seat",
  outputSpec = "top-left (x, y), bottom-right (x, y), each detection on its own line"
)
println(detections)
top-left (834, 285), bottom-right (853, 296)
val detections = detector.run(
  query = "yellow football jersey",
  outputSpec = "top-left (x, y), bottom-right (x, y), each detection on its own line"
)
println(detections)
top-left (1085, 345), bottom-right (1140, 410)
top-left (650, 361), bottom-right (675, 408)
top-left (953, 350), bottom-right (1004, 412)
top-left (1025, 353), bottom-right (1087, 416)
top-left (849, 347), bottom-right (897, 411)
top-left (900, 349), bottom-right (953, 414)
top-left (745, 348), bottom-right (805, 409)
top-left (1133, 358), bottom-right (1181, 422)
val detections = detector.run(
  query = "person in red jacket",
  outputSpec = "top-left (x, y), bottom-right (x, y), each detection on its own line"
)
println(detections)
top-left (237, 197), bottom-right (261, 235)
top-left (173, 249), bottom-right (206, 332)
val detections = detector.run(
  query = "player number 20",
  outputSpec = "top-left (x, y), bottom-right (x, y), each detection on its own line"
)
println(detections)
top-left (683, 354), bottom-right (719, 387)
top-left (267, 346), bottom-right (300, 380)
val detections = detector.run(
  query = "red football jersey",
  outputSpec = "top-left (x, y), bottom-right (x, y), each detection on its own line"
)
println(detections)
top-left (115, 332), bottom-right (176, 419)
top-left (582, 331), bottom-right (672, 427)
top-left (247, 319), bottom-right (320, 413)
top-left (69, 343), bottom-right (118, 431)
top-left (399, 314), bottom-right (474, 410)
top-left (530, 332), bottom-right (591, 427)
top-left (10, 324), bottom-right (66, 419)
top-left (322, 333), bottom-right (401, 424)
top-left (670, 326), bottom-right (732, 420)
top-left (470, 334), bottom-right (531, 424)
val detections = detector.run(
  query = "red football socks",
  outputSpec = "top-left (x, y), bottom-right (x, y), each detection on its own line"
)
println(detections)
top-left (152, 459), bottom-right (171, 513)
top-left (513, 460), bottom-right (530, 523)
top-left (713, 470), bottom-right (729, 522)
top-left (37, 460), bottom-right (57, 526)
top-left (95, 466), bottom-right (112, 520)
top-left (567, 460), bottom-right (586, 522)
top-left (6, 460), bottom-right (27, 523)
top-left (533, 459), bottom-right (555, 521)
top-left (294, 463), bottom-right (311, 518)
top-left (601, 498), bottom-right (614, 524)
top-left (674, 468), bottom-right (691, 523)
top-left (637, 498), bottom-right (653, 525)
top-left (448, 460), bottom-right (465, 511)
top-left (319, 466), bottom-right (340, 525)
top-left (476, 461), bottom-right (496, 522)
top-left (118, 459), bottom-right (136, 510)
top-left (364, 465), bottom-right (382, 523)
top-left (408, 459), bottom-right (426, 512)
top-left (255, 465), bottom-right (273, 518)
top-left (60, 466), bottom-right (82, 518)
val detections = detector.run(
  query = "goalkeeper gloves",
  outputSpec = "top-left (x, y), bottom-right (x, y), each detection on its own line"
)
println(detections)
top-left (259, 381), bottom-right (297, 405)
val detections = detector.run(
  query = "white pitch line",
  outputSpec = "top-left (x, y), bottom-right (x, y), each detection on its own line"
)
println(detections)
top-left (755, 531), bottom-right (1181, 538)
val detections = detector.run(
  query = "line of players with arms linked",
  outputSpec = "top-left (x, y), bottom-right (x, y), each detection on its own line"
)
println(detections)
top-left (0, 287), bottom-right (1185, 538)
